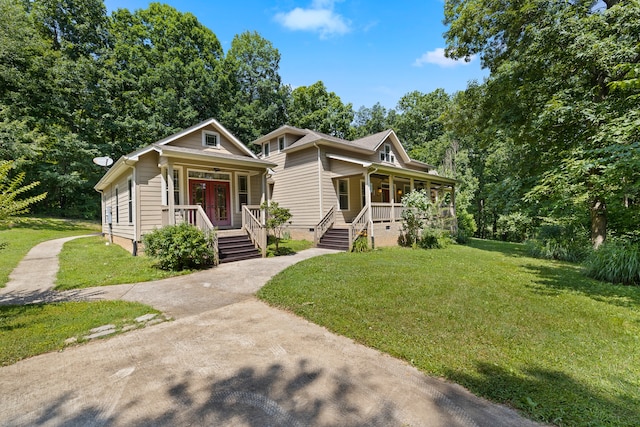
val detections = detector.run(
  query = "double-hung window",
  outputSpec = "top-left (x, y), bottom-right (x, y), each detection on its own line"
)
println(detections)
top-left (237, 175), bottom-right (249, 210)
top-left (380, 144), bottom-right (395, 163)
top-left (338, 179), bottom-right (349, 210)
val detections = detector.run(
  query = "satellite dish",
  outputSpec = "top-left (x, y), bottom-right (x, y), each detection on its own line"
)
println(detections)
top-left (93, 156), bottom-right (114, 167)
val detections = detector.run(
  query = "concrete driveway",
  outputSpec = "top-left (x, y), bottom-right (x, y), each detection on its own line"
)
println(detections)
top-left (0, 238), bottom-right (542, 426)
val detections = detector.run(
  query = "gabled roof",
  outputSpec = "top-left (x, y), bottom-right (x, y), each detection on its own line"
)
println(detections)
top-left (94, 118), bottom-right (267, 191)
top-left (154, 118), bottom-right (258, 159)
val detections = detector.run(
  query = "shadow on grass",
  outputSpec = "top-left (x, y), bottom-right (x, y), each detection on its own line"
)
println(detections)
top-left (444, 361), bottom-right (639, 427)
top-left (522, 262), bottom-right (640, 310)
top-left (0, 217), bottom-right (98, 232)
top-left (466, 238), bottom-right (528, 258)
top-left (21, 361), bottom-right (406, 427)
top-left (0, 287), bottom-right (109, 306)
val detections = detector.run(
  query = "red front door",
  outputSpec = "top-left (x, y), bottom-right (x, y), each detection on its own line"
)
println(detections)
top-left (189, 180), bottom-right (231, 226)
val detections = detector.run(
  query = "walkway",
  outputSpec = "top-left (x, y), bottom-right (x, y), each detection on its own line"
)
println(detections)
top-left (0, 237), bottom-right (541, 427)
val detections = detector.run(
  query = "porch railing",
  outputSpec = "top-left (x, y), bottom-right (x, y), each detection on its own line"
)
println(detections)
top-left (314, 205), bottom-right (336, 245)
top-left (349, 205), bottom-right (370, 251)
top-left (161, 205), bottom-right (218, 265)
top-left (242, 205), bottom-right (267, 257)
top-left (370, 202), bottom-right (408, 222)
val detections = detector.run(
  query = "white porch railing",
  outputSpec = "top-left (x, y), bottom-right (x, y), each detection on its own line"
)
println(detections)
top-left (314, 205), bottom-right (336, 245)
top-left (371, 203), bottom-right (408, 222)
top-left (161, 205), bottom-right (218, 265)
top-left (349, 205), bottom-right (370, 251)
top-left (242, 205), bottom-right (267, 257)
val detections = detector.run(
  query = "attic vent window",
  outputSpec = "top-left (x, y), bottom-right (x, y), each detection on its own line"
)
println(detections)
top-left (203, 131), bottom-right (220, 148)
top-left (380, 144), bottom-right (394, 162)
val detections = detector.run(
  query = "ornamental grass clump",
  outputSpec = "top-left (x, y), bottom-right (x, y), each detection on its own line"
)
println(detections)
top-left (143, 223), bottom-right (216, 271)
top-left (583, 239), bottom-right (640, 285)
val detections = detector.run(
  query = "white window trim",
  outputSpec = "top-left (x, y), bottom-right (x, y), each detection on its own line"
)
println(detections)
top-left (187, 169), bottom-right (231, 182)
top-left (202, 130), bottom-right (221, 148)
top-left (263, 141), bottom-right (271, 157)
top-left (338, 179), bottom-right (349, 211)
top-left (115, 185), bottom-right (120, 224)
top-left (173, 167), bottom-right (182, 205)
top-left (128, 177), bottom-right (133, 224)
top-left (236, 173), bottom-right (250, 213)
top-left (278, 136), bottom-right (285, 152)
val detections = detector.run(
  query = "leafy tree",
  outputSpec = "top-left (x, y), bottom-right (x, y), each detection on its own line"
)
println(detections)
top-left (444, 0), bottom-right (640, 247)
top-left (394, 89), bottom-right (450, 155)
top-left (0, 160), bottom-right (47, 221)
top-left (220, 31), bottom-right (289, 147)
top-left (288, 81), bottom-right (354, 138)
top-left (351, 102), bottom-right (395, 139)
top-left (260, 201), bottom-right (292, 254)
top-left (101, 3), bottom-right (224, 156)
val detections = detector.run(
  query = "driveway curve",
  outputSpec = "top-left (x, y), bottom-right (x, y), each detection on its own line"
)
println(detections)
top-left (0, 236), bottom-right (542, 427)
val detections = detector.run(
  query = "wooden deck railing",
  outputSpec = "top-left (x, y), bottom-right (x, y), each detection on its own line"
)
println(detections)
top-left (349, 206), bottom-right (370, 251)
top-left (161, 205), bottom-right (218, 265)
top-left (242, 205), bottom-right (267, 257)
top-left (314, 205), bottom-right (336, 245)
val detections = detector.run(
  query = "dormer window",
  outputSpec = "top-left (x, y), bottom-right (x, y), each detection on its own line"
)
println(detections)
top-left (278, 136), bottom-right (285, 152)
top-left (380, 144), bottom-right (394, 163)
top-left (202, 131), bottom-right (220, 148)
top-left (263, 141), bottom-right (270, 157)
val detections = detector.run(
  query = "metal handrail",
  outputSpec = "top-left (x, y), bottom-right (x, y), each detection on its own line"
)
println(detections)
top-left (314, 205), bottom-right (336, 245)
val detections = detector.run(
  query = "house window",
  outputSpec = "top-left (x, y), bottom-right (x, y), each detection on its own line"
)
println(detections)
top-left (188, 170), bottom-right (230, 181)
top-left (115, 187), bottom-right (120, 224)
top-left (263, 142), bottom-right (270, 157)
top-left (237, 174), bottom-right (249, 211)
top-left (338, 179), bottom-right (349, 211)
top-left (173, 169), bottom-right (180, 205)
top-left (380, 144), bottom-right (394, 162)
top-left (202, 131), bottom-right (220, 148)
top-left (128, 178), bottom-right (133, 223)
top-left (278, 136), bottom-right (285, 152)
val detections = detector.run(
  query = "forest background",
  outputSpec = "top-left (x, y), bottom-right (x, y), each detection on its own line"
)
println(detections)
top-left (1, 0), bottom-right (638, 252)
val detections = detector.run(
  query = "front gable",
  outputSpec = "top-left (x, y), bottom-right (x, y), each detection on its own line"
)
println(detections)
top-left (157, 118), bottom-right (257, 158)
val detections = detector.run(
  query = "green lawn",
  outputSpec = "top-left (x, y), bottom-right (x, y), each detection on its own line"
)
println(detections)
top-left (56, 236), bottom-right (192, 290)
top-left (266, 238), bottom-right (313, 257)
top-left (0, 301), bottom-right (161, 366)
top-left (258, 239), bottom-right (640, 427)
top-left (0, 217), bottom-right (100, 287)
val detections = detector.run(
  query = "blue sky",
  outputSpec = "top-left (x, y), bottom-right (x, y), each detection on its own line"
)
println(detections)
top-left (104, 0), bottom-right (488, 110)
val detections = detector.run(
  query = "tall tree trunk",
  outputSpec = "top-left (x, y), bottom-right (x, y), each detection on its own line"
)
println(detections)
top-left (590, 197), bottom-right (606, 249)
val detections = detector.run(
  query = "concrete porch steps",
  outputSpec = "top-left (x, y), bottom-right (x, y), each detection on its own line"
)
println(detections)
top-left (217, 234), bottom-right (261, 263)
top-left (317, 228), bottom-right (349, 251)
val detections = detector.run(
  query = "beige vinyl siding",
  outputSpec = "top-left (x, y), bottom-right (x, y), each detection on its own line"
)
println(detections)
top-left (103, 173), bottom-right (135, 240)
top-left (249, 174), bottom-right (262, 205)
top-left (334, 176), bottom-right (363, 224)
top-left (137, 152), bottom-right (163, 238)
top-left (271, 148), bottom-right (321, 228)
top-left (169, 125), bottom-right (246, 156)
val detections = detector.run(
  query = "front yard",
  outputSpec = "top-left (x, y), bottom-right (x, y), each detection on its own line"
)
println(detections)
top-left (258, 239), bottom-right (640, 427)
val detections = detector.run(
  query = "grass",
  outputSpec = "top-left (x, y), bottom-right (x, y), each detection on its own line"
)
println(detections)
top-left (0, 301), bottom-right (161, 366)
top-left (266, 238), bottom-right (313, 257)
top-left (0, 217), bottom-right (100, 287)
top-left (258, 239), bottom-right (640, 427)
top-left (56, 236), bottom-right (192, 290)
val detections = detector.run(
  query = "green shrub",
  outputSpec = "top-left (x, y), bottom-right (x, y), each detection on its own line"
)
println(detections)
top-left (352, 235), bottom-right (369, 253)
top-left (583, 239), bottom-right (640, 285)
top-left (419, 228), bottom-right (451, 249)
top-left (496, 212), bottom-right (533, 242)
top-left (525, 224), bottom-right (591, 262)
top-left (142, 223), bottom-right (216, 271)
top-left (456, 210), bottom-right (477, 244)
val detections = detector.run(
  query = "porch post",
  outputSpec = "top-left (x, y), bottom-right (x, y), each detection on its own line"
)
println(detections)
top-left (389, 174), bottom-right (395, 222)
top-left (167, 163), bottom-right (175, 225)
top-left (410, 177), bottom-right (414, 192)
top-left (364, 170), bottom-right (373, 247)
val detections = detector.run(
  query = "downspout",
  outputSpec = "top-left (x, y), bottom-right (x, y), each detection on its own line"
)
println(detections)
top-left (314, 143), bottom-right (323, 220)
top-left (366, 166), bottom-right (378, 249)
top-left (123, 160), bottom-right (137, 254)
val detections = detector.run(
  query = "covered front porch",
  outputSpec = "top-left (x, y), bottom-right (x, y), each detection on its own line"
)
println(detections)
top-left (318, 162), bottom-right (457, 250)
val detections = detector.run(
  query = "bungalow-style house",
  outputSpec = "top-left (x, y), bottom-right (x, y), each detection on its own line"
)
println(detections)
top-left (95, 119), bottom-right (456, 261)
top-left (252, 125), bottom-right (456, 250)
top-left (94, 118), bottom-right (277, 262)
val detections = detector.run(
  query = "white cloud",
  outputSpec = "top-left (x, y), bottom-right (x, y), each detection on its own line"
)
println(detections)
top-left (413, 48), bottom-right (475, 68)
top-left (274, 1), bottom-right (351, 38)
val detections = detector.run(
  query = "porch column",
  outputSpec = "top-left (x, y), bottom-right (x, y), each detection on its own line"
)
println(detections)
top-left (410, 178), bottom-right (414, 192)
top-left (364, 170), bottom-right (373, 246)
top-left (389, 174), bottom-right (395, 222)
top-left (167, 163), bottom-right (175, 225)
